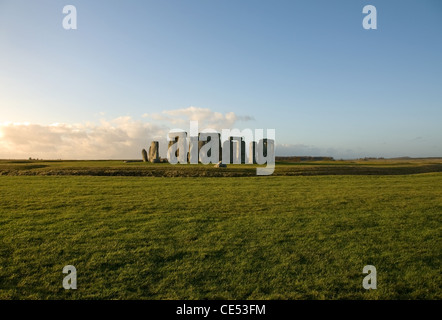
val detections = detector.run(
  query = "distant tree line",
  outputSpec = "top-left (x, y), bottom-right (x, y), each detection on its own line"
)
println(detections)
top-left (276, 156), bottom-right (334, 162)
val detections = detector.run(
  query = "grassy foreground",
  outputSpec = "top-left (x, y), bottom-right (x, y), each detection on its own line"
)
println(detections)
top-left (0, 171), bottom-right (441, 299)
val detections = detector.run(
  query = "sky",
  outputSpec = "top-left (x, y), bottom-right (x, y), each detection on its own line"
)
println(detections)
top-left (0, 0), bottom-right (441, 159)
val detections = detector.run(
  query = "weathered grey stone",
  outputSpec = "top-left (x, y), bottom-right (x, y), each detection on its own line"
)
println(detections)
top-left (227, 137), bottom-right (246, 164)
top-left (142, 149), bottom-right (148, 162)
top-left (241, 140), bottom-right (246, 164)
top-left (198, 139), bottom-right (206, 162)
top-left (256, 138), bottom-right (275, 165)
top-left (221, 139), bottom-right (230, 164)
top-left (249, 141), bottom-right (257, 164)
top-left (230, 137), bottom-right (237, 164)
top-left (168, 139), bottom-right (179, 158)
top-left (218, 137), bottom-right (223, 162)
top-left (199, 132), bottom-right (221, 163)
top-left (148, 141), bottom-right (160, 163)
top-left (188, 136), bottom-right (198, 164)
top-left (167, 132), bottom-right (187, 164)
top-left (262, 138), bottom-right (268, 157)
top-left (214, 161), bottom-right (227, 168)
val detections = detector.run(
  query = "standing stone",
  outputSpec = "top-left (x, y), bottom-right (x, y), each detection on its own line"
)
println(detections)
top-left (221, 139), bottom-right (230, 164)
top-left (198, 133), bottom-right (221, 163)
top-left (142, 149), bottom-right (148, 162)
top-left (188, 135), bottom-right (199, 164)
top-left (256, 138), bottom-right (274, 164)
top-left (167, 132), bottom-right (187, 164)
top-left (228, 137), bottom-right (246, 164)
top-left (229, 137), bottom-right (235, 164)
top-left (249, 141), bottom-right (257, 164)
top-left (241, 140), bottom-right (246, 164)
top-left (214, 133), bottom-right (222, 162)
top-left (148, 141), bottom-right (160, 163)
top-left (228, 137), bottom-right (240, 164)
top-left (168, 139), bottom-right (177, 157)
top-left (218, 135), bottom-right (223, 162)
top-left (262, 139), bottom-right (268, 157)
top-left (198, 139), bottom-right (206, 162)
top-left (168, 133), bottom-right (187, 160)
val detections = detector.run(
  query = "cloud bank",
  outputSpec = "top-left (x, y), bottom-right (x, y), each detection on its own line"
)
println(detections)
top-left (143, 106), bottom-right (254, 132)
top-left (0, 107), bottom-right (254, 160)
top-left (1, 106), bottom-right (375, 160)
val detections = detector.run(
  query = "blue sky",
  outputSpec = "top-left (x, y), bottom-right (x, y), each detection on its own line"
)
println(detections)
top-left (0, 0), bottom-right (441, 159)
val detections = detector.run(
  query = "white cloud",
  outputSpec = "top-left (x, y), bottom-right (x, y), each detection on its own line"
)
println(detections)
top-left (0, 107), bottom-right (254, 160)
top-left (0, 119), bottom-right (163, 159)
top-left (145, 106), bottom-right (254, 132)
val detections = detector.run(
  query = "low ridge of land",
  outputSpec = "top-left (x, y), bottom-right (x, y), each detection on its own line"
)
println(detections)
top-left (1, 159), bottom-right (442, 177)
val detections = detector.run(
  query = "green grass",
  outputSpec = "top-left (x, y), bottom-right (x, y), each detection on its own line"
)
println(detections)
top-left (1, 158), bottom-right (442, 177)
top-left (0, 171), bottom-right (441, 299)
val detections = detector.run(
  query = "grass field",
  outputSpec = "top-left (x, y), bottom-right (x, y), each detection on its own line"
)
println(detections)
top-left (1, 158), bottom-right (442, 177)
top-left (0, 160), bottom-right (441, 299)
